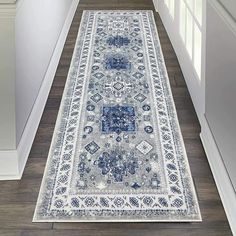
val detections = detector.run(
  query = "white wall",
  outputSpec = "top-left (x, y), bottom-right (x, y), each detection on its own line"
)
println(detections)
top-left (153, 0), bottom-right (236, 233)
top-left (0, 8), bottom-right (16, 149)
top-left (217, 0), bottom-right (236, 20)
top-left (15, 0), bottom-right (73, 145)
top-left (0, 0), bottom-right (16, 3)
top-left (202, 2), bottom-right (236, 233)
top-left (154, 0), bottom-right (206, 122)
top-left (205, 1), bottom-right (236, 191)
top-left (0, 0), bottom-right (79, 179)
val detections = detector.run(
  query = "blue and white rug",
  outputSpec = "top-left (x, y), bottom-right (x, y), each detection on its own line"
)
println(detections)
top-left (33, 10), bottom-right (201, 222)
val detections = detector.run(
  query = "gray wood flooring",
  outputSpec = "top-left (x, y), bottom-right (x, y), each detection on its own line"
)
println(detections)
top-left (0, 0), bottom-right (232, 235)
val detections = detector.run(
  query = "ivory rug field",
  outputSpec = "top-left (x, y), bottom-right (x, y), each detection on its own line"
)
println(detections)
top-left (33, 10), bottom-right (201, 222)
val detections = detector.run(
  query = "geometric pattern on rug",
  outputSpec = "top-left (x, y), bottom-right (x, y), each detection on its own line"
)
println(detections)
top-left (33, 10), bottom-right (201, 222)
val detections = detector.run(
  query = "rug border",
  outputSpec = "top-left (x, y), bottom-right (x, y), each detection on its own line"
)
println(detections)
top-left (33, 9), bottom-right (202, 223)
top-left (148, 10), bottom-right (202, 221)
top-left (32, 10), bottom-right (89, 223)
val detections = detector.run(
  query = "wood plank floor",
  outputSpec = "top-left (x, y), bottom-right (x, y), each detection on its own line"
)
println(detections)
top-left (0, 0), bottom-right (232, 235)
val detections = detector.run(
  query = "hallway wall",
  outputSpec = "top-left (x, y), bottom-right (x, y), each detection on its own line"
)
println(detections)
top-left (217, 0), bottom-right (236, 19)
top-left (202, 3), bottom-right (236, 229)
top-left (0, 12), bottom-right (16, 149)
top-left (153, 0), bottom-right (206, 122)
top-left (205, 0), bottom-right (236, 192)
top-left (15, 0), bottom-right (74, 145)
top-left (153, 0), bottom-right (236, 234)
top-left (0, 0), bottom-right (79, 179)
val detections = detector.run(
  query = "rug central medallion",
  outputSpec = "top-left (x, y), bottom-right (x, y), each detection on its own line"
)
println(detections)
top-left (34, 10), bottom-right (201, 222)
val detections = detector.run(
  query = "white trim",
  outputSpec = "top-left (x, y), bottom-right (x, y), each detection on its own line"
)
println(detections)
top-left (0, 0), bottom-right (80, 180)
top-left (0, 150), bottom-right (20, 180)
top-left (0, 2), bottom-right (16, 16)
top-left (157, 0), bottom-right (206, 124)
top-left (200, 116), bottom-right (236, 236)
top-left (152, 0), bottom-right (158, 12)
top-left (0, 0), bottom-right (16, 3)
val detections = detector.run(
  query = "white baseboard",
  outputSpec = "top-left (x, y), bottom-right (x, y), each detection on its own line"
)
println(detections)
top-left (0, 150), bottom-right (20, 179)
top-left (152, 0), bottom-right (158, 12)
top-left (200, 116), bottom-right (236, 236)
top-left (0, 0), bottom-right (80, 180)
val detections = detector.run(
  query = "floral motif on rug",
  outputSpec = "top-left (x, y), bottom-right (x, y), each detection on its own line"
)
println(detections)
top-left (33, 10), bottom-right (201, 222)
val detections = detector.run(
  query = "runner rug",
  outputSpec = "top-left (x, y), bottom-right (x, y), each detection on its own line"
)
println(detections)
top-left (33, 10), bottom-right (201, 222)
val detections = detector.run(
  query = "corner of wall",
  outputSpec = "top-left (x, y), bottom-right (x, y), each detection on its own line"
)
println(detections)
top-left (0, 2), bottom-right (17, 150)
top-left (200, 116), bottom-right (236, 236)
top-left (0, 150), bottom-right (20, 180)
top-left (0, 0), bottom-right (80, 180)
top-left (152, 0), bottom-right (158, 12)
